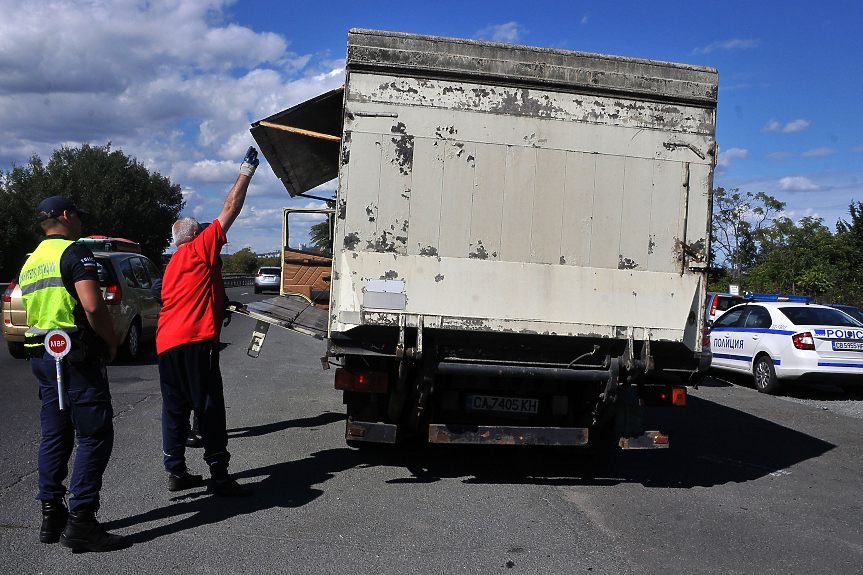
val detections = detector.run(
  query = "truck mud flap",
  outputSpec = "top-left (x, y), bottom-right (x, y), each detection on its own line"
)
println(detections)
top-left (228, 295), bottom-right (329, 341)
top-left (428, 424), bottom-right (588, 446)
top-left (346, 417), bottom-right (397, 443)
top-left (619, 431), bottom-right (670, 450)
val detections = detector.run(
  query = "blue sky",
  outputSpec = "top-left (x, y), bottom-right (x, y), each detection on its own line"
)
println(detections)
top-left (1, 0), bottom-right (861, 253)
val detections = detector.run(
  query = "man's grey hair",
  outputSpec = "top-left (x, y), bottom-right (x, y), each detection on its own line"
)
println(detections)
top-left (172, 217), bottom-right (202, 246)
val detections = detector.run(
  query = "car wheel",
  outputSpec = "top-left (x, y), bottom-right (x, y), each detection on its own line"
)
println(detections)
top-left (7, 341), bottom-right (26, 360)
top-left (254, 286), bottom-right (261, 294)
top-left (753, 355), bottom-right (780, 394)
top-left (121, 319), bottom-right (141, 361)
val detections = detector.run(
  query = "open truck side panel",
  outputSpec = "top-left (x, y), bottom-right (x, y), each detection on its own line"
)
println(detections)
top-left (251, 29), bottom-right (718, 447)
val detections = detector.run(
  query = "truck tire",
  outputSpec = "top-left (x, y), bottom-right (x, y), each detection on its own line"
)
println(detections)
top-left (120, 318), bottom-right (141, 361)
top-left (753, 356), bottom-right (780, 395)
top-left (7, 341), bottom-right (26, 360)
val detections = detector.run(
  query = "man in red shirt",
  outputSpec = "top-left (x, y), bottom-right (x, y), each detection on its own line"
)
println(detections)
top-left (156, 146), bottom-right (258, 497)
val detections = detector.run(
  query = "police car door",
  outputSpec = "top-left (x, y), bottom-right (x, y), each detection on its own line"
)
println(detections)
top-left (738, 305), bottom-right (773, 367)
top-left (710, 305), bottom-right (748, 372)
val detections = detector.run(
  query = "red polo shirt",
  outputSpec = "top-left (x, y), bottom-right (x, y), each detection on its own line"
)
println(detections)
top-left (156, 219), bottom-right (226, 354)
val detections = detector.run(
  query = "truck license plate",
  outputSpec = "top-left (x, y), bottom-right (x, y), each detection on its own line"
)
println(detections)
top-left (466, 395), bottom-right (538, 414)
top-left (833, 341), bottom-right (863, 351)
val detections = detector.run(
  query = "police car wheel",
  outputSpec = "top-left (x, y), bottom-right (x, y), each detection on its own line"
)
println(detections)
top-left (753, 356), bottom-right (779, 395)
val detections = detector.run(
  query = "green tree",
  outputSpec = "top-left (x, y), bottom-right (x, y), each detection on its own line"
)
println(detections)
top-left (221, 247), bottom-right (259, 275)
top-left (746, 216), bottom-right (839, 298)
top-left (0, 143), bottom-right (184, 280)
top-left (710, 187), bottom-right (785, 280)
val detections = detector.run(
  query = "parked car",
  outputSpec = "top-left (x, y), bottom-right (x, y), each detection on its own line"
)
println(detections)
top-left (708, 301), bottom-right (863, 394)
top-left (2, 280), bottom-right (27, 359)
top-left (2, 245), bottom-right (162, 361)
top-left (829, 304), bottom-right (863, 324)
top-left (254, 267), bottom-right (281, 294)
top-left (705, 292), bottom-right (745, 325)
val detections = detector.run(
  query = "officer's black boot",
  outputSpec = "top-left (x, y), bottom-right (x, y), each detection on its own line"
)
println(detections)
top-left (59, 506), bottom-right (127, 552)
top-left (39, 498), bottom-right (69, 544)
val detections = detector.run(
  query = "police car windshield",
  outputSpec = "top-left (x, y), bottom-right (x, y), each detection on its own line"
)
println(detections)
top-left (779, 307), bottom-right (863, 327)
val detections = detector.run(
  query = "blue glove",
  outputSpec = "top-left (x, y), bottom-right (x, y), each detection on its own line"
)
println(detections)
top-left (240, 146), bottom-right (259, 176)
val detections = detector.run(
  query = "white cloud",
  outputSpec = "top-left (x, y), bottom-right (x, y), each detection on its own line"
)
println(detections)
top-left (801, 147), bottom-right (836, 157)
top-left (776, 176), bottom-right (820, 191)
top-left (475, 22), bottom-right (526, 43)
top-left (762, 118), bottom-right (810, 133)
top-left (0, 0), bottom-right (346, 253)
top-left (717, 148), bottom-right (748, 169)
top-left (581, 15), bottom-right (589, 24)
top-left (852, 145), bottom-right (863, 152)
top-left (715, 147), bottom-right (747, 176)
top-left (693, 38), bottom-right (759, 55)
top-left (782, 119), bottom-right (810, 132)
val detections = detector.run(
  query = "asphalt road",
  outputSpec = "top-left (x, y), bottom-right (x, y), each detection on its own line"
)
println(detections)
top-left (2, 287), bottom-right (863, 574)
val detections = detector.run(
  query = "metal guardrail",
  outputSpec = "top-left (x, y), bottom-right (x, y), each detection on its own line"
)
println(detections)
top-left (222, 274), bottom-right (255, 287)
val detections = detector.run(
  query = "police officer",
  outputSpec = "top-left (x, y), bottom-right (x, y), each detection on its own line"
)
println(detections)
top-left (21, 196), bottom-right (126, 552)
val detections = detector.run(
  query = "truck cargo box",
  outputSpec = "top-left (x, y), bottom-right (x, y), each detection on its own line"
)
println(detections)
top-left (253, 29), bottom-right (717, 352)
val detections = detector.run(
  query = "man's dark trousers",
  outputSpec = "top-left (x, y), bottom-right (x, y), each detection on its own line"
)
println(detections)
top-left (30, 356), bottom-right (114, 511)
top-left (158, 341), bottom-right (230, 478)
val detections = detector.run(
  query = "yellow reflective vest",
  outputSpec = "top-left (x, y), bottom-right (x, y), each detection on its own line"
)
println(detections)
top-left (20, 238), bottom-right (78, 347)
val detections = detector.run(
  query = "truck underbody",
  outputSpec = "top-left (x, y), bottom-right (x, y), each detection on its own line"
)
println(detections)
top-left (330, 326), bottom-right (700, 447)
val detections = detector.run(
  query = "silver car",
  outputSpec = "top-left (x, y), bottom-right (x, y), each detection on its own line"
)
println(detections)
top-left (3, 250), bottom-right (162, 361)
top-left (254, 267), bottom-right (281, 294)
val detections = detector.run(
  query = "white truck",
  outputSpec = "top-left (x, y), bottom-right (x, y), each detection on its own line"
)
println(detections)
top-left (242, 29), bottom-right (718, 448)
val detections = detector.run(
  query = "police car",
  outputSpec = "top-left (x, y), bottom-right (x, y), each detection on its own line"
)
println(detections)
top-left (708, 301), bottom-right (863, 394)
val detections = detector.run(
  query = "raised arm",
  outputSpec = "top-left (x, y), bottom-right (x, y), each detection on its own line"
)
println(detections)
top-left (217, 147), bottom-right (259, 234)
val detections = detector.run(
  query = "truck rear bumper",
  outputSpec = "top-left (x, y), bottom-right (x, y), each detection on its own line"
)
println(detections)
top-left (346, 418), bottom-right (397, 443)
top-left (428, 424), bottom-right (588, 446)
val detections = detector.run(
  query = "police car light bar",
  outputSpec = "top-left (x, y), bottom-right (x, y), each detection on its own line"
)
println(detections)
top-left (743, 292), bottom-right (814, 304)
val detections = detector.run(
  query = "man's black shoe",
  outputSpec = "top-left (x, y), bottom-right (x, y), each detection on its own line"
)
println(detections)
top-left (208, 475), bottom-right (253, 497)
top-left (59, 508), bottom-right (126, 553)
top-left (168, 472), bottom-right (204, 492)
top-left (40, 498), bottom-right (69, 544)
top-left (186, 433), bottom-right (202, 448)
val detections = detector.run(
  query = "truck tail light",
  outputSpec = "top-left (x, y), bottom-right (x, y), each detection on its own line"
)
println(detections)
top-left (792, 332), bottom-right (815, 350)
top-left (638, 385), bottom-right (686, 406)
top-left (334, 369), bottom-right (388, 393)
top-left (3, 281), bottom-right (15, 303)
top-left (702, 326), bottom-right (711, 348)
top-left (104, 284), bottom-right (122, 305)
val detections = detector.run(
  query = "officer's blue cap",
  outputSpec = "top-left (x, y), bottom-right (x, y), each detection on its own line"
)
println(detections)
top-left (36, 196), bottom-right (90, 222)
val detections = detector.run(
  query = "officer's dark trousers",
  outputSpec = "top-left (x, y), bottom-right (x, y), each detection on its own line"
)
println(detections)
top-left (30, 356), bottom-right (114, 512)
top-left (158, 342), bottom-right (230, 478)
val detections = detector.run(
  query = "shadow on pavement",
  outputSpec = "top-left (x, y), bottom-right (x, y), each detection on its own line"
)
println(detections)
top-left (227, 411), bottom-right (345, 439)
top-left (104, 394), bottom-right (835, 544)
